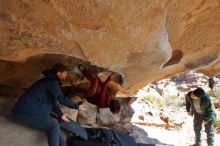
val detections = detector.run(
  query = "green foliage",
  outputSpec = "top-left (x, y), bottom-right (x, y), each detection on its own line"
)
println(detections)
top-left (144, 94), bottom-right (185, 110)
top-left (207, 87), bottom-right (220, 98)
top-left (214, 119), bottom-right (220, 130)
top-left (144, 95), bottom-right (165, 108)
top-left (164, 95), bottom-right (184, 110)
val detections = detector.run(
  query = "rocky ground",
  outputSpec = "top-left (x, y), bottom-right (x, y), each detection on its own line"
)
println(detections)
top-left (130, 100), bottom-right (220, 146)
top-left (135, 121), bottom-right (220, 146)
top-left (129, 71), bottom-right (220, 146)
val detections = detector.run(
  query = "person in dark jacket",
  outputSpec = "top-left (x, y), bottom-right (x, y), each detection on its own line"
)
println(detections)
top-left (11, 63), bottom-right (79, 146)
top-left (185, 88), bottom-right (216, 146)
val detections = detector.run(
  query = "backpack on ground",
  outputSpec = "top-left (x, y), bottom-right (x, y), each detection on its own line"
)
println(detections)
top-left (60, 120), bottom-right (161, 146)
top-left (67, 127), bottom-right (118, 146)
top-left (67, 126), bottom-right (158, 146)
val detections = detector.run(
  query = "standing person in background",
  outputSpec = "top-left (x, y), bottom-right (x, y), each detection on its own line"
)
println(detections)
top-left (208, 77), bottom-right (215, 91)
top-left (11, 63), bottom-right (79, 146)
top-left (214, 97), bottom-right (220, 109)
top-left (208, 77), bottom-right (217, 98)
top-left (186, 88), bottom-right (216, 146)
top-left (208, 77), bottom-right (220, 109)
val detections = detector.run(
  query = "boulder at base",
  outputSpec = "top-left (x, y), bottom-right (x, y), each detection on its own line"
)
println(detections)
top-left (0, 116), bottom-right (48, 146)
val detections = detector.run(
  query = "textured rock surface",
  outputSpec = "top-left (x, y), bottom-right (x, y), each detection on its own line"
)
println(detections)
top-left (76, 97), bottom-right (135, 126)
top-left (0, 116), bottom-right (48, 146)
top-left (77, 100), bottom-right (98, 125)
top-left (0, 0), bottom-right (220, 96)
top-left (96, 108), bottom-right (120, 125)
top-left (0, 96), bottom-right (16, 116)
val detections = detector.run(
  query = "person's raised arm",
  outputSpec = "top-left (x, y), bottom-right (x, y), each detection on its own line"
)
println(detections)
top-left (185, 92), bottom-right (192, 116)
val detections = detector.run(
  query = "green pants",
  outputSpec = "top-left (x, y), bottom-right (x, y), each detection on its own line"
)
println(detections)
top-left (193, 114), bottom-right (215, 146)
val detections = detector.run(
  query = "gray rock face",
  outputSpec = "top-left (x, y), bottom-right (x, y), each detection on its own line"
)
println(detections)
top-left (75, 97), bottom-right (135, 126)
top-left (97, 108), bottom-right (120, 126)
top-left (0, 116), bottom-right (48, 146)
top-left (0, 96), bottom-right (16, 116)
top-left (77, 100), bottom-right (98, 125)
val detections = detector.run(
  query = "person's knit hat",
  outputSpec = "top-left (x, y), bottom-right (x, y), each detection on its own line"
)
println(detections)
top-left (52, 63), bottom-right (71, 73)
top-left (193, 87), bottom-right (205, 98)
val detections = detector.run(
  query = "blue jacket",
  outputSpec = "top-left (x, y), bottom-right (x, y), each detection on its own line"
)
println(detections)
top-left (12, 70), bottom-right (78, 118)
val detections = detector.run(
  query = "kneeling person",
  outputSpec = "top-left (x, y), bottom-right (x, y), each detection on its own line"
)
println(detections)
top-left (11, 63), bottom-right (79, 146)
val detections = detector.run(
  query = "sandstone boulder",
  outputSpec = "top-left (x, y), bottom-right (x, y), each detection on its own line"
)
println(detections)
top-left (0, 116), bottom-right (48, 146)
top-left (0, 0), bottom-right (219, 96)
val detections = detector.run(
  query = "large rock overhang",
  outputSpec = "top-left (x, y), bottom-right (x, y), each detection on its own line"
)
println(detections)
top-left (0, 0), bottom-right (219, 95)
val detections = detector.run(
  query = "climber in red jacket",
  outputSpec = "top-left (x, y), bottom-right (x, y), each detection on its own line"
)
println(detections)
top-left (62, 65), bottom-right (121, 114)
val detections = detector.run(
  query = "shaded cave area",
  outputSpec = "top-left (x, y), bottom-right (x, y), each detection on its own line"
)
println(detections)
top-left (0, 53), bottom-right (123, 116)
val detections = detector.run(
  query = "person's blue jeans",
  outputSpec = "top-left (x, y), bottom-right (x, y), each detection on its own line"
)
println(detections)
top-left (10, 113), bottom-right (67, 146)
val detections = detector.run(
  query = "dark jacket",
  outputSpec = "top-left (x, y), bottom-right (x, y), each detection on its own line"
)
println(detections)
top-left (12, 70), bottom-right (78, 118)
top-left (185, 93), bottom-right (216, 124)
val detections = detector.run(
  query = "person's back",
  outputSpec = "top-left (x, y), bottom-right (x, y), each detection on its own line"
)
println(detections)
top-left (86, 86), bottom-right (111, 108)
top-left (13, 73), bottom-right (59, 117)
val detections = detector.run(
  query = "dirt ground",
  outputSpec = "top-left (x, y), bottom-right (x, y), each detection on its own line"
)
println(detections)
top-left (136, 114), bottom-right (220, 146)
